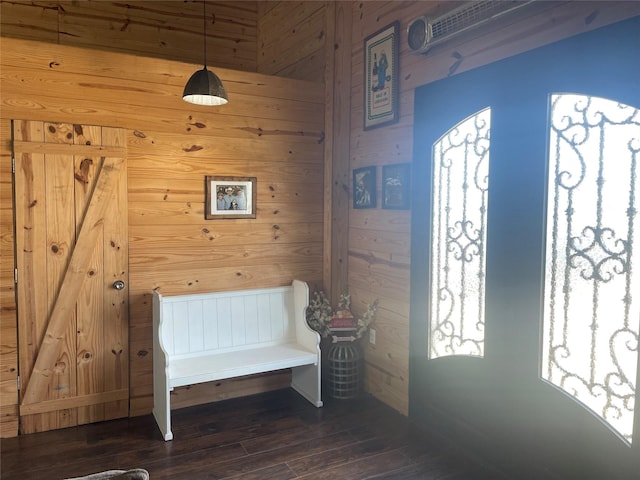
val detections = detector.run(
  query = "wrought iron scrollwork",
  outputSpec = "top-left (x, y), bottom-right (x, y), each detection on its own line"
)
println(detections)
top-left (430, 109), bottom-right (490, 359)
top-left (542, 94), bottom-right (639, 444)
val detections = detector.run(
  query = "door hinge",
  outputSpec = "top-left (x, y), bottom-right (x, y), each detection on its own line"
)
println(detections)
top-left (17, 376), bottom-right (20, 391)
top-left (14, 268), bottom-right (18, 284)
top-left (12, 156), bottom-right (16, 174)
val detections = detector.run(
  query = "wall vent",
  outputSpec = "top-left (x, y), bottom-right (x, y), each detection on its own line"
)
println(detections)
top-left (408, 1), bottom-right (534, 54)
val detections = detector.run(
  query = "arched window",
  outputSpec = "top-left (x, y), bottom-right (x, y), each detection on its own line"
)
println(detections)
top-left (542, 94), bottom-right (639, 443)
top-left (430, 108), bottom-right (490, 359)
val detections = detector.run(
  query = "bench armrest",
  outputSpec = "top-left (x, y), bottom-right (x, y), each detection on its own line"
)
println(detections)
top-left (292, 280), bottom-right (320, 354)
top-left (152, 290), bottom-right (170, 370)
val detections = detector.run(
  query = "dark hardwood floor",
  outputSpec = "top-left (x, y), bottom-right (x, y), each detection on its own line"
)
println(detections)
top-left (1, 389), bottom-right (509, 479)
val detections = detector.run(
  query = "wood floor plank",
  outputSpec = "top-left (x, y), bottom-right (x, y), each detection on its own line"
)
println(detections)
top-left (295, 449), bottom-right (415, 480)
top-left (0, 388), bottom-right (509, 480)
top-left (287, 437), bottom-right (408, 476)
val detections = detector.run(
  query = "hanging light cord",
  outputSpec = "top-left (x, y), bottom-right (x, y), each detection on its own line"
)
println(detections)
top-left (202, 0), bottom-right (207, 68)
top-left (183, 0), bottom-right (228, 105)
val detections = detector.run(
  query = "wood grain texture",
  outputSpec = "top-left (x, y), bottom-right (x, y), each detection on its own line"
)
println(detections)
top-left (257, 1), bottom-right (326, 81)
top-left (74, 148), bottom-right (107, 425)
top-left (43, 150), bottom-right (77, 431)
top-left (0, 1), bottom-right (258, 72)
top-left (12, 122), bottom-right (50, 434)
top-left (13, 121), bottom-right (129, 434)
top-left (21, 154), bottom-right (124, 406)
top-left (327, 1), bottom-right (352, 304)
top-left (346, 0), bottom-right (640, 416)
top-left (0, 389), bottom-right (508, 480)
top-left (2, 0), bottom-right (638, 439)
top-left (1, 31), bottom-right (324, 434)
top-left (99, 127), bottom-right (130, 422)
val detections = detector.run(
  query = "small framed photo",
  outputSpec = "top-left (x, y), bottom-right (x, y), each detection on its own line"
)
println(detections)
top-left (205, 176), bottom-right (257, 219)
top-left (364, 21), bottom-right (400, 130)
top-left (382, 163), bottom-right (411, 210)
top-left (353, 166), bottom-right (377, 209)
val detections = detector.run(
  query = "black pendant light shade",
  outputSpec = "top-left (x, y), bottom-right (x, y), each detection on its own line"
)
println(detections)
top-left (183, 0), bottom-right (228, 106)
top-left (183, 67), bottom-right (228, 105)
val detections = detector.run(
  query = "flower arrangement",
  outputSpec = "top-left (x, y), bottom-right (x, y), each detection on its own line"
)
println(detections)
top-left (306, 290), bottom-right (333, 338)
top-left (306, 290), bottom-right (378, 340)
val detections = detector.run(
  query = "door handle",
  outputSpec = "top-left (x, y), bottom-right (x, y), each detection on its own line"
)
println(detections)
top-left (113, 280), bottom-right (125, 290)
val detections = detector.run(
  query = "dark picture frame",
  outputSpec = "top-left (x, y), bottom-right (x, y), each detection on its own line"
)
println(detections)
top-left (353, 166), bottom-right (377, 209)
top-left (382, 163), bottom-right (411, 210)
top-left (205, 176), bottom-right (257, 219)
top-left (364, 21), bottom-right (400, 130)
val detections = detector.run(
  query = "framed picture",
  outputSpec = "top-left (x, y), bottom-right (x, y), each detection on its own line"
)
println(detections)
top-left (353, 166), bottom-right (377, 209)
top-left (205, 176), bottom-right (257, 219)
top-left (382, 163), bottom-right (411, 210)
top-left (364, 21), bottom-right (400, 130)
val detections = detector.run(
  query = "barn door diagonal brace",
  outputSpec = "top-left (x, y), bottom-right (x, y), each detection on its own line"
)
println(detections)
top-left (20, 155), bottom-right (125, 407)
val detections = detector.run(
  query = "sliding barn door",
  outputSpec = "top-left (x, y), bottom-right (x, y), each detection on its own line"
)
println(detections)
top-left (13, 120), bottom-right (129, 434)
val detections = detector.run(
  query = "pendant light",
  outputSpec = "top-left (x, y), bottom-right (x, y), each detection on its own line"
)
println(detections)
top-left (183, 0), bottom-right (228, 106)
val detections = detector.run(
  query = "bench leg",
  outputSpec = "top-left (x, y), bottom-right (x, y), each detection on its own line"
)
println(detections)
top-left (152, 393), bottom-right (173, 441)
top-left (292, 363), bottom-right (323, 407)
top-left (153, 375), bottom-right (173, 441)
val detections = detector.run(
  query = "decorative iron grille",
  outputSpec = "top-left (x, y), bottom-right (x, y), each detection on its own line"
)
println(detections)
top-left (542, 94), bottom-right (639, 443)
top-left (430, 108), bottom-right (490, 359)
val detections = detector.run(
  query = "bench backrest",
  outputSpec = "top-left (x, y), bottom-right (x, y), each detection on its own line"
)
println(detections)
top-left (155, 286), bottom-right (300, 359)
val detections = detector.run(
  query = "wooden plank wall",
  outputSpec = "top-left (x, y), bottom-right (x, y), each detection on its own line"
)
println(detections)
top-left (0, 6), bottom-right (262, 428)
top-left (0, 1), bottom-right (258, 72)
top-left (257, 1), bottom-right (352, 303)
top-left (0, 37), bottom-right (324, 437)
top-left (257, 2), bottom-right (349, 304)
top-left (257, 1), bottom-right (327, 82)
top-left (346, 1), bottom-right (640, 415)
top-left (0, 115), bottom-right (17, 435)
top-left (3, 0), bottom-right (639, 438)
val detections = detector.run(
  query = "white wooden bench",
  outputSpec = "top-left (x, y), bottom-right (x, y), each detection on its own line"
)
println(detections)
top-left (152, 279), bottom-right (322, 441)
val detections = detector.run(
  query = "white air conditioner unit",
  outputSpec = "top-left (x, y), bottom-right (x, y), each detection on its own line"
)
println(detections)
top-left (407, 0), bottom-right (534, 54)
